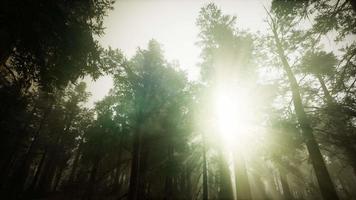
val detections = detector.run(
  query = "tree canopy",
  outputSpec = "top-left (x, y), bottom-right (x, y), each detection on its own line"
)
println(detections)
top-left (0, 1), bottom-right (355, 200)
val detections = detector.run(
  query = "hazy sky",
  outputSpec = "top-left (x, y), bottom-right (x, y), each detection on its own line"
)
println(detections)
top-left (86, 0), bottom-right (270, 107)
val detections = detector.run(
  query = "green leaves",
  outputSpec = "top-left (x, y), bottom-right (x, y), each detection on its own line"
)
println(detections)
top-left (1, 0), bottom-right (114, 91)
top-left (300, 51), bottom-right (338, 76)
top-left (197, 3), bottom-right (255, 83)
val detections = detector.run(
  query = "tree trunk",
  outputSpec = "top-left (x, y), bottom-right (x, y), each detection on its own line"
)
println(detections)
top-left (316, 74), bottom-right (356, 176)
top-left (128, 126), bottom-right (142, 200)
top-left (69, 140), bottom-right (83, 183)
top-left (202, 134), bottom-right (208, 200)
top-left (164, 174), bottom-right (173, 200)
top-left (138, 141), bottom-right (149, 199)
top-left (253, 174), bottom-right (268, 200)
top-left (112, 133), bottom-right (124, 193)
top-left (29, 149), bottom-right (47, 192)
top-left (36, 130), bottom-right (63, 195)
top-left (11, 106), bottom-right (51, 193)
top-left (0, 124), bottom-right (32, 184)
top-left (218, 150), bottom-right (234, 200)
top-left (184, 165), bottom-right (192, 199)
top-left (316, 74), bottom-right (333, 105)
top-left (234, 150), bottom-right (252, 200)
top-left (84, 158), bottom-right (100, 200)
top-left (278, 166), bottom-right (293, 200)
top-left (52, 165), bottom-right (64, 192)
top-left (271, 25), bottom-right (339, 200)
top-left (164, 143), bottom-right (174, 200)
top-left (344, 145), bottom-right (356, 176)
top-left (36, 148), bottom-right (58, 194)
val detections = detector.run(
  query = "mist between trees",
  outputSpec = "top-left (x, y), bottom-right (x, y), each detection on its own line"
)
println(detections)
top-left (0, 0), bottom-right (356, 199)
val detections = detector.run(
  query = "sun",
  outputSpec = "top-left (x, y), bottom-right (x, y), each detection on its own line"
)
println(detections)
top-left (214, 86), bottom-right (253, 150)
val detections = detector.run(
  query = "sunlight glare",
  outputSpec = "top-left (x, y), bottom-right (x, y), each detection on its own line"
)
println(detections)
top-left (214, 86), bottom-right (252, 149)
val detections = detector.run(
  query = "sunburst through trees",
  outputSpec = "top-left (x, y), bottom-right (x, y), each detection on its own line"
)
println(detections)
top-left (0, 0), bottom-right (356, 199)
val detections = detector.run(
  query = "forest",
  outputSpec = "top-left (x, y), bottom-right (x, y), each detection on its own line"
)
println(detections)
top-left (0, 0), bottom-right (356, 199)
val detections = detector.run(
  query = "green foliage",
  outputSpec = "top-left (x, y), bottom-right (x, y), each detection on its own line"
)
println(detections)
top-left (300, 51), bottom-right (338, 76)
top-left (1, 1), bottom-right (356, 199)
top-left (0, 0), bottom-right (114, 90)
top-left (197, 4), bottom-right (255, 82)
top-left (272, 0), bottom-right (356, 39)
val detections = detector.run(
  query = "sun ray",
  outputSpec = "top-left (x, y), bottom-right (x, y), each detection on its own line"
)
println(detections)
top-left (214, 85), bottom-right (254, 151)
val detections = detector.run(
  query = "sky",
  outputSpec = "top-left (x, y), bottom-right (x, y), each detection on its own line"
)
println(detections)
top-left (86, 0), bottom-right (270, 107)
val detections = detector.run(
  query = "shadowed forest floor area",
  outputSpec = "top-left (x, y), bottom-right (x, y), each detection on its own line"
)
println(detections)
top-left (1, 0), bottom-right (356, 199)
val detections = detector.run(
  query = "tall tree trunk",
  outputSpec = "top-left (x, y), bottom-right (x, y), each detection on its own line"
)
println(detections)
top-left (29, 148), bottom-right (47, 192)
top-left (202, 133), bottom-right (208, 200)
top-left (234, 150), bottom-right (252, 200)
top-left (128, 126), bottom-right (142, 200)
top-left (344, 146), bottom-right (356, 176)
top-left (69, 140), bottom-right (83, 184)
top-left (84, 158), bottom-right (100, 200)
top-left (253, 174), bottom-right (268, 200)
top-left (0, 82), bottom-right (42, 185)
top-left (10, 106), bottom-right (51, 193)
top-left (0, 122), bottom-right (32, 184)
top-left (112, 133), bottom-right (124, 193)
top-left (184, 165), bottom-right (192, 199)
top-left (316, 74), bottom-right (356, 176)
top-left (164, 173), bottom-right (173, 200)
top-left (36, 148), bottom-right (58, 194)
top-left (164, 143), bottom-right (174, 200)
top-left (52, 164), bottom-right (65, 192)
top-left (316, 75), bottom-right (333, 105)
top-left (112, 164), bottom-right (121, 194)
top-left (271, 23), bottom-right (339, 200)
top-left (36, 128), bottom-right (63, 195)
top-left (138, 141), bottom-right (149, 199)
top-left (218, 150), bottom-right (234, 200)
top-left (265, 168), bottom-right (281, 200)
top-left (278, 166), bottom-right (293, 200)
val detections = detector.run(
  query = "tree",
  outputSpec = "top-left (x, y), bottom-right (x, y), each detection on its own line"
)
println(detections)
top-left (102, 40), bottom-right (193, 200)
top-left (264, 8), bottom-right (339, 199)
top-left (0, 0), bottom-right (114, 90)
top-left (196, 4), bottom-right (256, 199)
